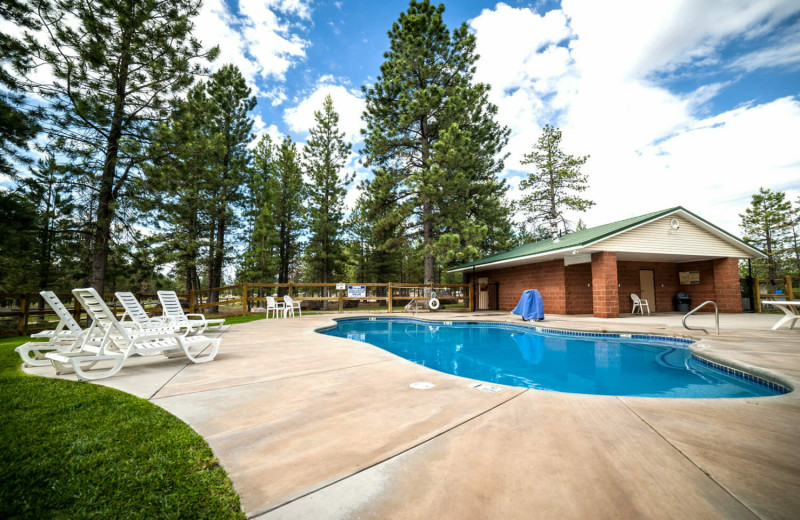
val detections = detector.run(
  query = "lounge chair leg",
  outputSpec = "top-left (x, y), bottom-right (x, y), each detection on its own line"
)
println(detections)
top-left (71, 356), bottom-right (126, 381)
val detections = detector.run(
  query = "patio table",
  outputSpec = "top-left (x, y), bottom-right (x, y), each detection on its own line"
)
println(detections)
top-left (762, 300), bottom-right (800, 330)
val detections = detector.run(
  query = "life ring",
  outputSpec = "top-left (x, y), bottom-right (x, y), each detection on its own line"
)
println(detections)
top-left (429, 298), bottom-right (440, 310)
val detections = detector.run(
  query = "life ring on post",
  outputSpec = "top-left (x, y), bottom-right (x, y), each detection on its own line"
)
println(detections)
top-left (429, 297), bottom-right (440, 310)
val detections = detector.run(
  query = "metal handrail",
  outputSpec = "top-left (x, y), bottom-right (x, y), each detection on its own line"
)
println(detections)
top-left (682, 301), bottom-right (719, 335)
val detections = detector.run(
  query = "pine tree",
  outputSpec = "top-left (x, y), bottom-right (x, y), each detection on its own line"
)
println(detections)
top-left (518, 125), bottom-right (593, 238)
top-left (740, 187), bottom-right (791, 281)
top-left (27, 0), bottom-right (217, 294)
top-left (0, 0), bottom-right (42, 178)
top-left (788, 197), bottom-right (800, 276)
top-left (361, 0), bottom-right (511, 283)
top-left (204, 64), bottom-right (256, 300)
top-left (303, 95), bottom-right (353, 298)
top-left (273, 136), bottom-right (305, 286)
top-left (142, 82), bottom-right (223, 293)
top-left (19, 155), bottom-right (79, 292)
top-left (241, 135), bottom-right (280, 283)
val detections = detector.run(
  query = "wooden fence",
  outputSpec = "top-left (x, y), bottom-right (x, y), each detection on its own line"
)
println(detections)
top-left (752, 275), bottom-right (798, 312)
top-left (0, 282), bottom-right (472, 337)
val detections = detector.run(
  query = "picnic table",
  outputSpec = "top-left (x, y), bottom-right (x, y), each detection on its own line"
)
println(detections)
top-left (762, 300), bottom-right (800, 330)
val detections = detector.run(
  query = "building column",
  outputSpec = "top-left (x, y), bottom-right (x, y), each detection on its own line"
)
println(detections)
top-left (591, 252), bottom-right (619, 318)
top-left (713, 258), bottom-right (743, 313)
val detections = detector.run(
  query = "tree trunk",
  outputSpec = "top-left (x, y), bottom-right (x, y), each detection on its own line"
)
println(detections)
top-left (89, 18), bottom-right (133, 295)
top-left (420, 117), bottom-right (434, 284)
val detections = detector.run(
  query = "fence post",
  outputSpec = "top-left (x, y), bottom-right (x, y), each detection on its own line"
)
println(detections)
top-left (18, 294), bottom-right (30, 336)
top-left (189, 289), bottom-right (195, 314)
top-left (241, 282), bottom-right (248, 316)
top-left (338, 289), bottom-right (344, 312)
top-left (73, 296), bottom-right (82, 325)
top-left (753, 277), bottom-right (761, 312)
top-left (288, 282), bottom-right (293, 298)
top-left (785, 275), bottom-right (794, 301)
top-left (468, 282), bottom-right (474, 312)
top-left (388, 282), bottom-right (393, 313)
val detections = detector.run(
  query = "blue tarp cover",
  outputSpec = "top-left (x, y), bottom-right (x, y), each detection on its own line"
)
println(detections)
top-left (512, 289), bottom-right (544, 321)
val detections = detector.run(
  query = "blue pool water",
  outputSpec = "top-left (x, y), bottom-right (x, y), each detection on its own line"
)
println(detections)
top-left (321, 318), bottom-right (786, 398)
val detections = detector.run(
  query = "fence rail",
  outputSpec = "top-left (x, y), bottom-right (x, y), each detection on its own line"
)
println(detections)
top-left (0, 281), bottom-right (473, 337)
top-left (752, 275), bottom-right (797, 312)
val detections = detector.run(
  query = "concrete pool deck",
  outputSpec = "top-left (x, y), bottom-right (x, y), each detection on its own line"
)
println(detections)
top-left (24, 312), bottom-right (800, 519)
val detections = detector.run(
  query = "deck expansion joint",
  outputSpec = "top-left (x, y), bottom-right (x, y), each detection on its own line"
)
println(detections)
top-left (149, 360), bottom-right (393, 400)
top-left (248, 388), bottom-right (530, 519)
top-left (616, 396), bottom-right (763, 519)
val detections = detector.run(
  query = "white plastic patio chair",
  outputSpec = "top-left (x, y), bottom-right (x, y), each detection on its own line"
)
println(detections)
top-left (46, 288), bottom-right (220, 381)
top-left (15, 291), bottom-right (88, 367)
top-left (283, 295), bottom-right (301, 318)
top-left (157, 290), bottom-right (229, 334)
top-left (266, 296), bottom-right (285, 319)
top-left (631, 293), bottom-right (650, 315)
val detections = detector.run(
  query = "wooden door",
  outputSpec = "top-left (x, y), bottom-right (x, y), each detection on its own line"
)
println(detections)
top-left (639, 270), bottom-right (655, 311)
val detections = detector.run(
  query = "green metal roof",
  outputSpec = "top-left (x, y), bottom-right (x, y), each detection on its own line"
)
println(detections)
top-left (449, 206), bottom-right (763, 272)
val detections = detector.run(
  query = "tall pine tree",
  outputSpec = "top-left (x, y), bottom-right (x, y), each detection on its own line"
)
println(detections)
top-left (205, 64), bottom-right (256, 298)
top-left (273, 136), bottom-right (305, 287)
top-left (303, 95), bottom-right (353, 297)
top-left (241, 135), bottom-right (280, 283)
top-left (740, 187), bottom-right (791, 281)
top-left (361, 0), bottom-right (511, 283)
top-left (28, 0), bottom-right (216, 294)
top-left (142, 82), bottom-right (223, 293)
top-left (518, 124), bottom-right (593, 238)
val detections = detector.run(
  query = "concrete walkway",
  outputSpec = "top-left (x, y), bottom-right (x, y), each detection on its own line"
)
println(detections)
top-left (25, 312), bottom-right (800, 519)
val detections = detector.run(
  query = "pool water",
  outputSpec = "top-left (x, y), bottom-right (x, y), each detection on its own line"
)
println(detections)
top-left (321, 318), bottom-right (785, 398)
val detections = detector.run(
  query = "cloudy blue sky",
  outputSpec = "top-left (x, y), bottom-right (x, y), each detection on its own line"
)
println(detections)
top-left (193, 0), bottom-right (799, 233)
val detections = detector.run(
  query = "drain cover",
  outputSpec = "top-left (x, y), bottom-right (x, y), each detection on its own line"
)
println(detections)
top-left (469, 382), bottom-right (501, 393)
top-left (409, 382), bottom-right (435, 390)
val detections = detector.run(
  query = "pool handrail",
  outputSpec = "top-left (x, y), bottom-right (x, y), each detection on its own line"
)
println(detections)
top-left (683, 301), bottom-right (719, 335)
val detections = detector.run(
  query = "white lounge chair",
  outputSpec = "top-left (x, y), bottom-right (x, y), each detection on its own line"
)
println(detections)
top-left (157, 290), bottom-right (229, 334)
top-left (116, 291), bottom-right (187, 336)
top-left (266, 296), bottom-right (285, 319)
top-left (15, 291), bottom-right (86, 367)
top-left (46, 288), bottom-right (220, 381)
top-left (631, 293), bottom-right (650, 315)
top-left (283, 295), bottom-right (301, 318)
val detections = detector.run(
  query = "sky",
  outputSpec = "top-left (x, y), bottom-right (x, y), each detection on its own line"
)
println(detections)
top-left (16, 0), bottom-right (800, 238)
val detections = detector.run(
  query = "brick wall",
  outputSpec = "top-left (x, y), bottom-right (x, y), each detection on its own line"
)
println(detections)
top-left (565, 263), bottom-right (593, 314)
top-left (680, 260), bottom-right (717, 312)
top-left (713, 257), bottom-right (743, 313)
top-left (617, 261), bottom-right (680, 313)
top-left (591, 252), bottom-right (619, 318)
top-left (479, 260), bottom-right (567, 314)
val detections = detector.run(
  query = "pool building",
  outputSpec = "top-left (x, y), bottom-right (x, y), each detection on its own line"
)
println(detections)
top-left (450, 207), bottom-right (764, 318)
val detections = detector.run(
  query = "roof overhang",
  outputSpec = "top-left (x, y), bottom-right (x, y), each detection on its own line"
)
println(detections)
top-left (449, 208), bottom-right (764, 273)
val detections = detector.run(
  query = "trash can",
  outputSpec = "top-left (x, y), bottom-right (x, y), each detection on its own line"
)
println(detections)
top-left (674, 292), bottom-right (690, 313)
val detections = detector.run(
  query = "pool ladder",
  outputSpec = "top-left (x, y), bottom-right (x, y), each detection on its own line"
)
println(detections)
top-left (682, 301), bottom-right (719, 335)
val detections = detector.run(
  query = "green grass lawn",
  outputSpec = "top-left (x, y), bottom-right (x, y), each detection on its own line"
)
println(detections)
top-left (0, 336), bottom-right (245, 520)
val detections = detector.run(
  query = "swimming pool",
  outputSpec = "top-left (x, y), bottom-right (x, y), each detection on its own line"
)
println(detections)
top-left (321, 318), bottom-right (787, 398)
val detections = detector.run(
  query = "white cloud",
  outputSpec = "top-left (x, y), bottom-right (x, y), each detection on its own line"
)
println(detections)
top-left (729, 38), bottom-right (800, 72)
top-left (469, 0), bottom-right (800, 235)
top-left (249, 115), bottom-right (283, 149)
top-left (195, 0), bottom-right (311, 94)
top-left (283, 83), bottom-right (366, 144)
